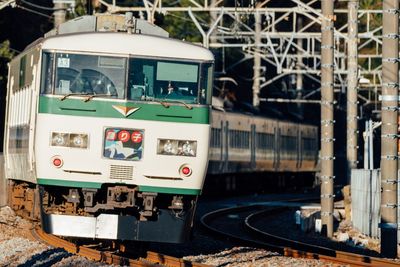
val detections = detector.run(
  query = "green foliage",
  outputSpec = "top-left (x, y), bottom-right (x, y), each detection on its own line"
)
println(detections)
top-left (0, 40), bottom-right (13, 61)
top-left (0, 40), bottom-right (14, 83)
top-left (155, 0), bottom-right (209, 42)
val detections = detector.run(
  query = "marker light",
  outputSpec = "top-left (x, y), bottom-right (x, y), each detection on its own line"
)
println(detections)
top-left (52, 156), bottom-right (63, 168)
top-left (180, 165), bottom-right (192, 177)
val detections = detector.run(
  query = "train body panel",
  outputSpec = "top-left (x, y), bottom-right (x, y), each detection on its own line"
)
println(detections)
top-left (4, 45), bottom-right (41, 184)
top-left (208, 110), bottom-right (318, 175)
top-left (35, 112), bottom-right (210, 193)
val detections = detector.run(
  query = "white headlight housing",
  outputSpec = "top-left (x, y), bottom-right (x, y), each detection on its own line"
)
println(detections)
top-left (51, 132), bottom-right (88, 149)
top-left (157, 139), bottom-right (197, 157)
top-left (51, 132), bottom-right (69, 147)
top-left (70, 134), bottom-right (88, 148)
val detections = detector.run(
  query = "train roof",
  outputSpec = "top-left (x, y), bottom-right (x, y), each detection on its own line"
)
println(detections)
top-left (41, 32), bottom-right (214, 61)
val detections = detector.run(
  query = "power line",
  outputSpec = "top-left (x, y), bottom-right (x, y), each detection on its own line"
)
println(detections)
top-left (16, 4), bottom-right (53, 18)
top-left (19, 0), bottom-right (68, 11)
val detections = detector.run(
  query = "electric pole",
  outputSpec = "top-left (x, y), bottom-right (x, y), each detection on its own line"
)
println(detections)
top-left (346, 0), bottom-right (359, 180)
top-left (252, 8), bottom-right (261, 107)
top-left (320, 0), bottom-right (335, 238)
top-left (53, 0), bottom-right (66, 27)
top-left (380, 0), bottom-right (398, 258)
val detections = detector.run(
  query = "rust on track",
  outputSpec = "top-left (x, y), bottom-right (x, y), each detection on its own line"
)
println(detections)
top-left (201, 204), bottom-right (400, 267)
top-left (32, 226), bottom-right (211, 267)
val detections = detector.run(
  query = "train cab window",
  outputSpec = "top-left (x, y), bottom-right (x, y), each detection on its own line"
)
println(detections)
top-left (40, 52), bottom-right (54, 94)
top-left (128, 58), bottom-right (213, 105)
top-left (41, 52), bottom-right (127, 99)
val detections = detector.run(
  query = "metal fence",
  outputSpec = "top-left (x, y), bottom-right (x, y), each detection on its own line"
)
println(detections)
top-left (351, 169), bottom-right (400, 240)
top-left (0, 154), bottom-right (5, 207)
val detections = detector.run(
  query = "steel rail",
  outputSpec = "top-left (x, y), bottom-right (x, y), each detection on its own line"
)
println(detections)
top-left (201, 204), bottom-right (399, 267)
top-left (245, 209), bottom-right (400, 267)
top-left (32, 227), bottom-right (210, 267)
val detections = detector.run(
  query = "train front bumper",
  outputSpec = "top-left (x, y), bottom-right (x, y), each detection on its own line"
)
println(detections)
top-left (41, 208), bottom-right (194, 243)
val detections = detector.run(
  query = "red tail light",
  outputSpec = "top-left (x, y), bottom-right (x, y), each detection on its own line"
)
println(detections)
top-left (180, 165), bottom-right (192, 177)
top-left (52, 156), bottom-right (63, 168)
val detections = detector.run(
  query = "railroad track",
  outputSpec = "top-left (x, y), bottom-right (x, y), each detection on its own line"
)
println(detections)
top-left (31, 226), bottom-right (211, 267)
top-left (201, 204), bottom-right (400, 267)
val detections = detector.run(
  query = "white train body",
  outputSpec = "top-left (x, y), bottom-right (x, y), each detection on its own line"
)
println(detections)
top-left (4, 15), bottom-right (214, 243)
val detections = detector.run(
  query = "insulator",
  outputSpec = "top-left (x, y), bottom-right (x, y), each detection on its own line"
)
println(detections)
top-left (320, 194), bottom-right (335, 199)
top-left (381, 155), bottom-right (399, 160)
top-left (382, 58), bottom-right (400, 63)
top-left (321, 211), bottom-right (333, 216)
top-left (319, 156), bottom-right (335, 160)
top-left (381, 106), bottom-right (399, 111)
top-left (383, 33), bottom-right (400, 39)
top-left (381, 134), bottom-right (400, 139)
top-left (382, 179), bottom-right (398, 185)
top-left (381, 203), bottom-right (398, 209)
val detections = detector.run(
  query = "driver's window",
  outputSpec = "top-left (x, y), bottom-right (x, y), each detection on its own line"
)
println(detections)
top-left (54, 53), bottom-right (126, 98)
top-left (128, 59), bottom-right (155, 100)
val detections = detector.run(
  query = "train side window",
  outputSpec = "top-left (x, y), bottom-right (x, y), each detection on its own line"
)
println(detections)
top-left (40, 52), bottom-right (54, 94)
top-left (19, 55), bottom-right (27, 88)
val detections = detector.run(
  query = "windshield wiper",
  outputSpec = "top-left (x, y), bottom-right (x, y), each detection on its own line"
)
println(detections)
top-left (83, 94), bottom-right (114, 102)
top-left (60, 93), bottom-right (89, 101)
top-left (153, 99), bottom-right (170, 108)
top-left (165, 99), bottom-right (193, 110)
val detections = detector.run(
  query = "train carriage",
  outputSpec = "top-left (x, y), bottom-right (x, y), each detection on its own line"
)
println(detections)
top-left (208, 110), bottom-right (318, 175)
top-left (4, 14), bottom-right (214, 243)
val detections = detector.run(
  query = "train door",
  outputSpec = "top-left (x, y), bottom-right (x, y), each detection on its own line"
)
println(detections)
top-left (250, 124), bottom-right (256, 169)
top-left (273, 126), bottom-right (280, 171)
top-left (297, 125), bottom-right (302, 170)
top-left (223, 120), bottom-right (229, 172)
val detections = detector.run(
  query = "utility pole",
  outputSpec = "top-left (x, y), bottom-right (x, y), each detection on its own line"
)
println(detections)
top-left (53, 0), bottom-right (66, 27)
top-left (380, 0), bottom-right (398, 258)
top-left (346, 0), bottom-right (358, 181)
top-left (320, 0), bottom-right (335, 238)
top-left (296, 16), bottom-right (303, 116)
top-left (252, 8), bottom-right (261, 107)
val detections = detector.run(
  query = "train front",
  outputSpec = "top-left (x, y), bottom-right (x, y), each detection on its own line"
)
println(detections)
top-left (36, 33), bottom-right (214, 243)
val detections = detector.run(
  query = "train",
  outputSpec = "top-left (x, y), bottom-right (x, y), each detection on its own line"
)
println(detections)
top-left (3, 14), bottom-right (213, 243)
top-left (2, 14), bottom-right (319, 244)
top-left (207, 106), bottom-right (319, 192)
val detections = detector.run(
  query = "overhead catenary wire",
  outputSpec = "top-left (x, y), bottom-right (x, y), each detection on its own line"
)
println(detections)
top-left (19, 0), bottom-right (68, 11)
top-left (16, 4), bottom-right (53, 18)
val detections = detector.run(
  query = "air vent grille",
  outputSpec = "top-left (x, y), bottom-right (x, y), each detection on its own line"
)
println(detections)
top-left (110, 165), bottom-right (133, 180)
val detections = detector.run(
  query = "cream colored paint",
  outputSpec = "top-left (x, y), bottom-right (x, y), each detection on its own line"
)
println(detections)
top-left (35, 113), bottom-right (210, 190)
top-left (42, 33), bottom-right (214, 61)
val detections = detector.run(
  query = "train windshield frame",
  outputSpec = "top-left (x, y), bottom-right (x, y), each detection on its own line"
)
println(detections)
top-left (40, 51), bottom-right (213, 105)
top-left (127, 57), bottom-right (213, 105)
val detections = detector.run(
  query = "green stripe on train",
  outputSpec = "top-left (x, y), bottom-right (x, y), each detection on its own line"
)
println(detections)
top-left (138, 185), bottom-right (200, 195)
top-left (38, 96), bottom-right (209, 124)
top-left (37, 178), bottom-right (201, 195)
top-left (37, 178), bottom-right (102, 189)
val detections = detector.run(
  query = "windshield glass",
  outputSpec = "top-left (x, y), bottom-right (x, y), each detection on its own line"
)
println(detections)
top-left (40, 52), bottom-right (213, 104)
top-left (41, 52), bottom-right (127, 98)
top-left (128, 58), bottom-right (212, 104)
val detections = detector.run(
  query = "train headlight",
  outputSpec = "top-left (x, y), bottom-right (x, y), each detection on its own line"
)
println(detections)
top-left (179, 141), bottom-right (197, 157)
top-left (157, 139), bottom-right (197, 157)
top-left (158, 139), bottom-right (179, 155)
top-left (70, 134), bottom-right (88, 148)
top-left (51, 132), bottom-right (69, 147)
top-left (51, 132), bottom-right (88, 149)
